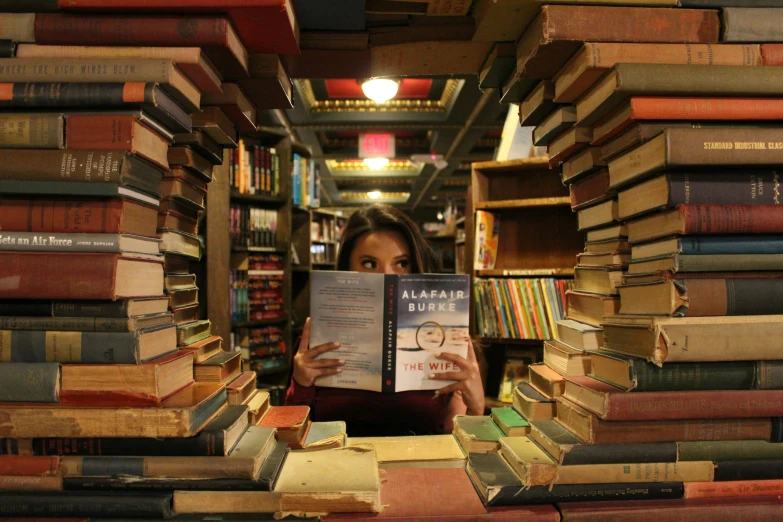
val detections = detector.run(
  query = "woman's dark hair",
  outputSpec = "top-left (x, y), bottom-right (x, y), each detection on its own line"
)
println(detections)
top-left (336, 204), bottom-right (436, 273)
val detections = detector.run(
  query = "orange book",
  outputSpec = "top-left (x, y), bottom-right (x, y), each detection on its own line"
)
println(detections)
top-left (762, 44), bottom-right (783, 65)
top-left (0, 456), bottom-right (59, 477)
top-left (65, 114), bottom-right (170, 170)
top-left (592, 97), bottom-right (783, 146)
top-left (685, 480), bottom-right (783, 499)
top-left (259, 405), bottom-right (310, 445)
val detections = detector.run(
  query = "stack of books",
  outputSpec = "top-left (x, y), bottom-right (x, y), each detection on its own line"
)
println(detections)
top-left (462, 3), bottom-right (783, 517)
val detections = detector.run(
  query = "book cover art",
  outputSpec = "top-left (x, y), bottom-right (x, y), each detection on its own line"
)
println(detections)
top-left (390, 274), bottom-right (470, 392)
top-left (310, 271), bottom-right (469, 393)
top-left (474, 210), bottom-right (500, 270)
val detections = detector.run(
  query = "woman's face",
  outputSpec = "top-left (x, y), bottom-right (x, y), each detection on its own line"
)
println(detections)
top-left (349, 230), bottom-right (412, 274)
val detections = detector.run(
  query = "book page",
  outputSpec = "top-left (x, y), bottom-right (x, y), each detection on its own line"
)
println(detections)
top-left (394, 274), bottom-right (470, 392)
top-left (310, 271), bottom-right (384, 392)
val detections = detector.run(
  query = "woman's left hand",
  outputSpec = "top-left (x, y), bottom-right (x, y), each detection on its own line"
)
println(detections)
top-left (430, 338), bottom-right (485, 416)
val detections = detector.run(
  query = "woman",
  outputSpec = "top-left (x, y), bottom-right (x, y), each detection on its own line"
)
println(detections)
top-left (285, 204), bottom-right (485, 436)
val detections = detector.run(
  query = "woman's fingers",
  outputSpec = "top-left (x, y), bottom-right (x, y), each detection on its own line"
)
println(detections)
top-left (435, 351), bottom-right (468, 369)
top-left (300, 317), bottom-right (311, 350)
top-left (308, 358), bottom-right (345, 369)
top-left (435, 382), bottom-right (463, 397)
top-left (302, 342), bottom-right (342, 359)
top-left (315, 368), bottom-right (343, 379)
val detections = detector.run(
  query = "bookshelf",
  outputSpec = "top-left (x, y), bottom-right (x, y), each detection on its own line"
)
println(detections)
top-left (206, 133), bottom-right (300, 385)
top-left (468, 157), bottom-right (584, 406)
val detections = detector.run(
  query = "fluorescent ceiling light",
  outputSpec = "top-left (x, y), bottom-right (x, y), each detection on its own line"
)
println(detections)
top-left (361, 78), bottom-right (400, 104)
top-left (363, 157), bottom-right (390, 170)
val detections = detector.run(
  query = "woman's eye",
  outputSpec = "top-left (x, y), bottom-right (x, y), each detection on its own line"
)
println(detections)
top-left (396, 260), bottom-right (409, 269)
top-left (362, 260), bottom-right (376, 269)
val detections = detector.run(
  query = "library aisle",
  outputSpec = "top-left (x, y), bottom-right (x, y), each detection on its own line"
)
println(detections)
top-left (0, 1), bottom-right (782, 520)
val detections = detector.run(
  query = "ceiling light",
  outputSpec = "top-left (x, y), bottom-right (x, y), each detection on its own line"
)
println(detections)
top-left (361, 78), bottom-right (400, 104)
top-left (437, 212), bottom-right (444, 221)
top-left (363, 157), bottom-right (389, 170)
top-left (367, 190), bottom-right (382, 200)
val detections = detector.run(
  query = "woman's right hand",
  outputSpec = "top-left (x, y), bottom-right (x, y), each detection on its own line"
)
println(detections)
top-left (292, 317), bottom-right (345, 387)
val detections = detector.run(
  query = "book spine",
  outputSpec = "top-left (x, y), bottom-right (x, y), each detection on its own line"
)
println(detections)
top-left (0, 363), bottom-right (59, 402)
top-left (544, 5), bottom-right (719, 43)
top-left (51, 300), bottom-right (129, 318)
top-left (0, 58), bottom-right (173, 84)
top-left (684, 479), bottom-right (783, 499)
top-left (570, 170), bottom-right (611, 209)
top-left (678, 236), bottom-right (783, 255)
top-left (631, 97), bottom-right (783, 121)
top-left (628, 358), bottom-right (758, 392)
top-left (761, 44), bottom-right (783, 65)
top-left (563, 443), bottom-right (677, 466)
top-left (0, 198), bottom-right (125, 234)
top-left (34, 14), bottom-right (227, 47)
top-left (0, 455), bottom-right (59, 475)
top-left (0, 475), bottom-right (62, 490)
top-left (35, 432), bottom-right (223, 457)
top-left (382, 275), bottom-right (397, 393)
top-left (722, 8), bottom-right (783, 43)
top-left (603, 390), bottom-right (783, 421)
top-left (667, 127), bottom-right (783, 166)
top-left (0, 330), bottom-right (139, 363)
top-left (683, 279), bottom-right (783, 317)
top-left (0, 317), bottom-right (100, 331)
top-left (489, 482), bottom-right (684, 506)
top-left (715, 460), bottom-right (783, 482)
top-left (679, 205), bottom-right (783, 235)
top-left (0, 491), bottom-right (174, 518)
top-left (65, 114), bottom-right (139, 151)
top-left (0, 232), bottom-right (123, 253)
top-left (557, 461), bottom-right (714, 485)
top-left (0, 40), bottom-right (15, 58)
top-left (62, 475), bottom-right (267, 491)
top-left (0, 149), bottom-right (126, 183)
top-left (678, 440), bottom-right (783, 462)
top-left (0, 113), bottom-right (63, 148)
top-left (667, 171), bottom-right (782, 206)
top-left (0, 82), bottom-right (156, 108)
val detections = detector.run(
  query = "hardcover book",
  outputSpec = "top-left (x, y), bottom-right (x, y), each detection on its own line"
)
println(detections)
top-left (309, 271), bottom-right (470, 393)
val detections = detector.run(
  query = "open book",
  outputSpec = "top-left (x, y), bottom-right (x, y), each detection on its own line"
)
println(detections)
top-left (310, 271), bottom-right (470, 393)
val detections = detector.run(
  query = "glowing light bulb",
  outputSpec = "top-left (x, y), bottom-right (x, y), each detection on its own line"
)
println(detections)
top-left (367, 191), bottom-right (382, 200)
top-left (361, 78), bottom-right (400, 104)
top-left (363, 157), bottom-right (389, 170)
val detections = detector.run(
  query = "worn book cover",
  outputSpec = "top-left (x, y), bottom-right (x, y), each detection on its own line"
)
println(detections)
top-left (473, 210), bottom-right (500, 270)
top-left (310, 271), bottom-right (469, 393)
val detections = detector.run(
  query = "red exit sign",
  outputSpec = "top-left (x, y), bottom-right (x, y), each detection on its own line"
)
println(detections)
top-left (359, 133), bottom-right (395, 158)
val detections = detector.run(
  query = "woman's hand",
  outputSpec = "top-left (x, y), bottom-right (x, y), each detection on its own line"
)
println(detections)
top-left (431, 338), bottom-right (485, 416)
top-left (292, 317), bottom-right (345, 387)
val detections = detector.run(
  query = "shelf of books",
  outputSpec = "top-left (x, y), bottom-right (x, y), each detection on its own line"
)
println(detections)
top-left (469, 158), bottom-right (583, 405)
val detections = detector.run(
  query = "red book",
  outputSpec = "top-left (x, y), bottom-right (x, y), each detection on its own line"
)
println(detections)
top-left (0, 198), bottom-right (157, 237)
top-left (0, 456), bottom-right (59, 476)
top-left (564, 376), bottom-right (783, 421)
top-left (570, 169), bottom-right (611, 210)
top-left (762, 44), bottom-right (783, 65)
top-left (34, 13), bottom-right (249, 78)
top-left (258, 405), bottom-right (309, 445)
top-left (65, 114), bottom-right (170, 171)
top-left (685, 479), bottom-right (783, 499)
top-left (0, 253), bottom-right (163, 299)
top-left (558, 497), bottom-right (783, 522)
top-left (55, 0), bottom-right (299, 55)
top-left (323, 468), bottom-right (560, 521)
top-left (592, 96), bottom-right (783, 146)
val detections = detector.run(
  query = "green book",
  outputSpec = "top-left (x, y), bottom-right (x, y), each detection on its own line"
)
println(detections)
top-left (453, 415), bottom-right (504, 454)
top-left (491, 407), bottom-right (530, 437)
top-left (678, 440), bottom-right (783, 461)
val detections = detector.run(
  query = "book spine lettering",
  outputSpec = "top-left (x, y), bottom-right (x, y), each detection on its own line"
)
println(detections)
top-left (0, 113), bottom-right (63, 148)
top-left (631, 97), bottom-right (783, 121)
top-left (0, 198), bottom-right (124, 234)
top-left (36, 432), bottom-right (222, 457)
top-left (0, 149), bottom-right (126, 183)
top-left (51, 300), bottom-right (128, 318)
top-left (0, 232), bottom-right (122, 253)
top-left (382, 275), bottom-right (397, 393)
top-left (684, 479), bottom-right (783, 499)
top-left (679, 205), bottom-right (783, 234)
top-left (0, 82), bottom-right (153, 107)
top-left (667, 128), bottom-right (783, 166)
top-left (668, 172), bottom-right (782, 206)
top-left (0, 475), bottom-right (61, 490)
top-left (629, 358), bottom-right (758, 392)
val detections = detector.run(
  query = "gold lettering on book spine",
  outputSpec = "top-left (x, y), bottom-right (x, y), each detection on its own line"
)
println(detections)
top-left (45, 331), bottom-right (82, 362)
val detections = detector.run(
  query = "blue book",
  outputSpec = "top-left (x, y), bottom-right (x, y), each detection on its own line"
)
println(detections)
top-left (636, 235), bottom-right (783, 259)
top-left (292, 153), bottom-right (301, 205)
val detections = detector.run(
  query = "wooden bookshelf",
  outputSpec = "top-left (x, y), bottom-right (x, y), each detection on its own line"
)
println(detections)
top-left (205, 134), bottom-right (299, 385)
top-left (469, 158), bottom-right (583, 401)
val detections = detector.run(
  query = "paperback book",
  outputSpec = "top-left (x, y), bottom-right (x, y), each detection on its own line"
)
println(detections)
top-left (309, 271), bottom-right (469, 393)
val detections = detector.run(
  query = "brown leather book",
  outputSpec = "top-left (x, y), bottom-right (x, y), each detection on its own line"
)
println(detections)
top-left (517, 5), bottom-right (719, 80)
top-left (556, 397), bottom-right (773, 444)
top-left (65, 114), bottom-right (169, 171)
top-left (0, 253), bottom-right (163, 300)
top-left (0, 197), bottom-right (157, 237)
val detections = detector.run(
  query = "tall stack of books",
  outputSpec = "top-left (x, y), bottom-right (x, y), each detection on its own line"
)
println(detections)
top-left (464, 3), bottom-right (783, 517)
top-left (0, 4), bottom-right (321, 519)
